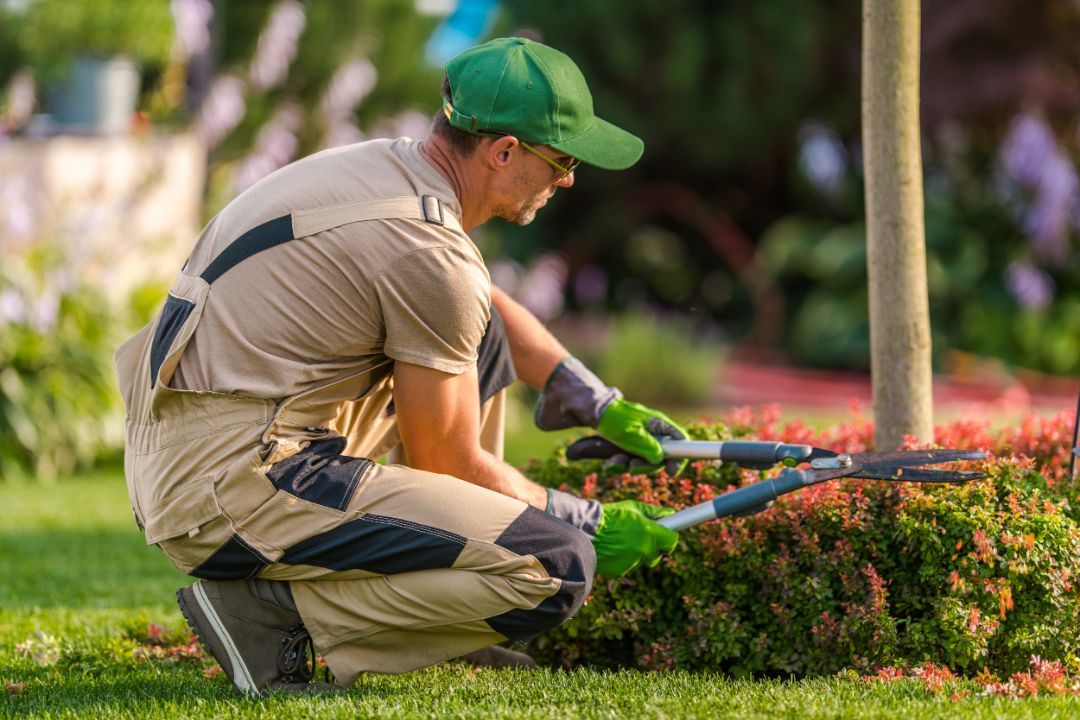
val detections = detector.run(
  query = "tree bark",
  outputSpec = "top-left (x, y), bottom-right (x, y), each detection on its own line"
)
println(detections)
top-left (862, 0), bottom-right (934, 449)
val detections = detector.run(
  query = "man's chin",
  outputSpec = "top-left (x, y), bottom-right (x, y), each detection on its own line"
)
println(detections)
top-left (494, 196), bottom-right (549, 226)
top-left (499, 207), bottom-right (539, 226)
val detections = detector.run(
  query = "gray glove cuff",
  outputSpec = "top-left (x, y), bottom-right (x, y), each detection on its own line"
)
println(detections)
top-left (534, 356), bottom-right (622, 430)
top-left (545, 488), bottom-right (602, 536)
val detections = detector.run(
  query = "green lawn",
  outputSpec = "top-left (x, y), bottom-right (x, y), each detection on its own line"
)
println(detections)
top-left (3, 473), bottom-right (1078, 718)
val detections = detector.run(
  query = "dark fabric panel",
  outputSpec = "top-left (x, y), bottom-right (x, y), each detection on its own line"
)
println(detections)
top-left (267, 437), bottom-right (372, 512)
top-left (191, 535), bottom-right (269, 580)
top-left (280, 514), bottom-right (466, 574)
top-left (494, 506), bottom-right (592, 584)
top-left (476, 307), bottom-right (517, 405)
top-left (486, 596), bottom-right (570, 644)
top-left (384, 305), bottom-right (517, 417)
top-left (149, 294), bottom-right (196, 388)
top-left (486, 506), bottom-right (595, 642)
top-left (199, 214), bottom-right (294, 285)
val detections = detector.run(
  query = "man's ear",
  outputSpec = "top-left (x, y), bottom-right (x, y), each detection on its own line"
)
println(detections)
top-left (486, 135), bottom-right (519, 170)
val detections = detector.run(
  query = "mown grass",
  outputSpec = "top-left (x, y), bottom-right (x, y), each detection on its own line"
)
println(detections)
top-left (3, 473), bottom-right (1079, 719)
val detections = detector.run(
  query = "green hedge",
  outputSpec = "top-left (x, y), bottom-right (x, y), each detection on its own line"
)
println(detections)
top-left (524, 409), bottom-right (1080, 677)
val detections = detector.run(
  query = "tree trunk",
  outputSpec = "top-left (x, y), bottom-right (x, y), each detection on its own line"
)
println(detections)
top-left (862, 0), bottom-right (934, 449)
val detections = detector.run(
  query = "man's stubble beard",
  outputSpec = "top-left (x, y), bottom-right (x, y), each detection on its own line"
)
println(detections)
top-left (507, 201), bottom-right (541, 226)
top-left (494, 172), bottom-right (552, 226)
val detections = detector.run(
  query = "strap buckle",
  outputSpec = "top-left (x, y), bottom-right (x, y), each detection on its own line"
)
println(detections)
top-left (420, 195), bottom-right (445, 226)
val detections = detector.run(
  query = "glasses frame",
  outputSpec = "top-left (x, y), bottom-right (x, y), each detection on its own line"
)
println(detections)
top-left (442, 103), bottom-right (580, 179)
top-left (475, 128), bottom-right (580, 179)
top-left (515, 139), bottom-right (581, 179)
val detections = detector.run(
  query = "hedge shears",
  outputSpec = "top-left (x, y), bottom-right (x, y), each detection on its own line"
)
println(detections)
top-left (566, 438), bottom-right (987, 531)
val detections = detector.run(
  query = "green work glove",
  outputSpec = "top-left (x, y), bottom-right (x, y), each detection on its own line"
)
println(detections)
top-left (596, 398), bottom-right (689, 476)
top-left (593, 500), bottom-right (680, 578)
top-left (534, 357), bottom-right (688, 476)
top-left (534, 356), bottom-right (621, 430)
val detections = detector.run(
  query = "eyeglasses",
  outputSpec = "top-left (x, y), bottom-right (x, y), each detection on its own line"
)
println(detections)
top-left (442, 101), bottom-right (580, 179)
top-left (516, 139), bottom-right (581, 179)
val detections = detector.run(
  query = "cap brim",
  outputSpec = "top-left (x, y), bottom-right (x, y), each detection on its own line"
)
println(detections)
top-left (549, 117), bottom-right (643, 171)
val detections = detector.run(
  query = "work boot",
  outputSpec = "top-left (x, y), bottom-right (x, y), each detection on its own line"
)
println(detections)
top-left (177, 579), bottom-right (340, 695)
top-left (458, 645), bottom-right (537, 669)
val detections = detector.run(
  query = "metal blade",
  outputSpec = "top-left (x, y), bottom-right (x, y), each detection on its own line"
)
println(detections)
top-left (804, 449), bottom-right (988, 484)
top-left (848, 449), bottom-right (988, 471)
top-left (850, 467), bottom-right (983, 483)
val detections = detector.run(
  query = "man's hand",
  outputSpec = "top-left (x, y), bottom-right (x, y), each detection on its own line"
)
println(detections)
top-left (592, 500), bottom-right (679, 577)
top-left (533, 355), bottom-right (687, 476)
top-left (596, 399), bottom-right (688, 475)
top-left (545, 490), bottom-right (679, 578)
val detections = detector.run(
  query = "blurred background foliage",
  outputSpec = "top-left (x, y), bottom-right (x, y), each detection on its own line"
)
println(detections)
top-left (492, 0), bottom-right (1080, 375)
top-left (189, 0), bottom-right (443, 214)
top-left (0, 0), bottom-right (1078, 477)
top-left (19, 0), bottom-right (175, 82)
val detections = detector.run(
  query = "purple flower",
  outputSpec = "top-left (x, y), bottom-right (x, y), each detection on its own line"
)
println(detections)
top-left (30, 289), bottom-right (59, 333)
top-left (573, 264), bottom-right (608, 308)
top-left (197, 75), bottom-right (247, 149)
top-left (0, 171), bottom-right (40, 242)
top-left (0, 288), bottom-right (27, 324)
top-left (1024, 155), bottom-right (1078, 265)
top-left (998, 112), bottom-right (1079, 266)
top-left (1000, 113), bottom-right (1055, 187)
top-left (249, 1), bottom-right (307, 92)
top-left (797, 122), bottom-right (848, 198)
top-left (320, 59), bottom-right (377, 149)
top-left (323, 122), bottom-right (366, 150)
top-left (320, 60), bottom-right (377, 119)
top-left (1005, 261), bottom-right (1055, 310)
top-left (232, 103), bottom-right (303, 192)
top-left (488, 259), bottom-right (524, 294)
top-left (516, 253), bottom-right (567, 321)
top-left (171, 0), bottom-right (214, 59)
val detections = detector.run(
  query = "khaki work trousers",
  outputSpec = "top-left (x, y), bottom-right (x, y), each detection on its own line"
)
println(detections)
top-left (156, 388), bottom-right (594, 688)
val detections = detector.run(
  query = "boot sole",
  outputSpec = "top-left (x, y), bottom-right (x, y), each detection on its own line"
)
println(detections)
top-left (177, 582), bottom-right (259, 695)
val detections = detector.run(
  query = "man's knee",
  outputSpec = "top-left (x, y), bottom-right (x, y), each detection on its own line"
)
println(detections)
top-left (485, 506), bottom-right (595, 643)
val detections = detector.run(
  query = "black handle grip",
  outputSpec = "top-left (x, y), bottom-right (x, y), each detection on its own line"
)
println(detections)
top-left (566, 436), bottom-right (622, 461)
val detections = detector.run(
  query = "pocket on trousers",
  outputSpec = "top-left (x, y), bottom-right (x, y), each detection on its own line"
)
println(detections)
top-left (142, 475), bottom-right (221, 545)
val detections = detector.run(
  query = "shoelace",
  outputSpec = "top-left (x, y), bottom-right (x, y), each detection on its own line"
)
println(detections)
top-left (278, 625), bottom-right (315, 684)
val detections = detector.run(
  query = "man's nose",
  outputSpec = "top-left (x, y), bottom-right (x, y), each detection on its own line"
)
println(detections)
top-left (554, 171), bottom-right (575, 188)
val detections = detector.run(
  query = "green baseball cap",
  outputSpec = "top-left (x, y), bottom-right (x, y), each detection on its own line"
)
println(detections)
top-left (443, 37), bottom-right (644, 170)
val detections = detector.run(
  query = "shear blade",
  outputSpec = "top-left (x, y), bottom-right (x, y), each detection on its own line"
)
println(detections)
top-left (852, 449), bottom-right (988, 471)
top-left (852, 467), bottom-right (983, 483)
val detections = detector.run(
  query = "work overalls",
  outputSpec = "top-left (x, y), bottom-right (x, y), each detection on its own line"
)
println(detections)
top-left (114, 195), bottom-right (594, 686)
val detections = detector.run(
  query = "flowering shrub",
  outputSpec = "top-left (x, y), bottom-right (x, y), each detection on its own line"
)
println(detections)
top-left (525, 405), bottom-right (1080, 677)
top-left (863, 657), bottom-right (1080, 698)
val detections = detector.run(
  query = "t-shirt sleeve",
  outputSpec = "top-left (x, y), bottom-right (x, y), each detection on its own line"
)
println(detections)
top-left (373, 245), bottom-right (491, 374)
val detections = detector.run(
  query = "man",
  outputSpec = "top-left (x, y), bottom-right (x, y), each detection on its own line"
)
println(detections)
top-left (114, 37), bottom-right (683, 695)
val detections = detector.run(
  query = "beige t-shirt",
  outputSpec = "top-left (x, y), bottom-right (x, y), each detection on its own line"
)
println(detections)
top-left (172, 138), bottom-right (491, 401)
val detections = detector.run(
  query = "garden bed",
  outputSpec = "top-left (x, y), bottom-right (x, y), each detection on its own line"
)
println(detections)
top-left (526, 406), bottom-right (1080, 681)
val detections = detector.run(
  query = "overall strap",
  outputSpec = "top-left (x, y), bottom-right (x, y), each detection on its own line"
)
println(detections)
top-left (200, 195), bottom-right (460, 285)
